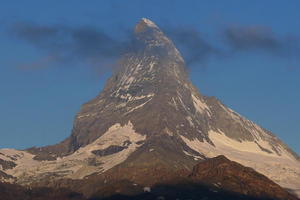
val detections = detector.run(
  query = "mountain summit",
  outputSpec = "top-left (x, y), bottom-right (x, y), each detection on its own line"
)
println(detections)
top-left (135, 18), bottom-right (160, 32)
top-left (1, 18), bottom-right (300, 199)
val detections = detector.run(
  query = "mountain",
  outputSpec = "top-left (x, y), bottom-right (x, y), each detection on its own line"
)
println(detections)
top-left (0, 18), bottom-right (299, 199)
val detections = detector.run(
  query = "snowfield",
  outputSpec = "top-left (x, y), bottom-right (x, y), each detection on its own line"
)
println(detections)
top-left (0, 122), bottom-right (146, 183)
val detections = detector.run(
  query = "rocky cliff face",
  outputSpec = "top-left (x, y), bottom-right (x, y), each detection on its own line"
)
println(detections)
top-left (0, 18), bottom-right (300, 198)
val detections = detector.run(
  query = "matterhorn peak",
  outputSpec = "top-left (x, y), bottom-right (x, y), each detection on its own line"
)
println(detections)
top-left (133, 18), bottom-right (184, 64)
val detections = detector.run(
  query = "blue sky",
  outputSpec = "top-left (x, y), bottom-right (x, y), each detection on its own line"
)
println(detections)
top-left (0, 0), bottom-right (299, 154)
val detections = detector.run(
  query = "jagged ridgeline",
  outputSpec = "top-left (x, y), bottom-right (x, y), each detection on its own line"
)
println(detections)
top-left (0, 18), bottom-right (300, 199)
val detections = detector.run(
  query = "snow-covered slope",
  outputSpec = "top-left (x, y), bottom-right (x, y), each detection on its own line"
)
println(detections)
top-left (0, 122), bottom-right (146, 184)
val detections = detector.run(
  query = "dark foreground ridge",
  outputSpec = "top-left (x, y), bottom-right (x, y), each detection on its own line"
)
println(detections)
top-left (90, 155), bottom-right (298, 200)
top-left (0, 182), bottom-right (85, 200)
top-left (5, 156), bottom-right (295, 200)
top-left (0, 182), bottom-right (285, 200)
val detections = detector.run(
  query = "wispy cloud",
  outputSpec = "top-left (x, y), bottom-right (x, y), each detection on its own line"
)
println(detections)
top-left (10, 22), bottom-right (127, 70)
top-left (223, 25), bottom-right (300, 57)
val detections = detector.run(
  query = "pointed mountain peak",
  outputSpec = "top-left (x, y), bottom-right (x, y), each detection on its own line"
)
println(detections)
top-left (140, 18), bottom-right (158, 28)
top-left (135, 18), bottom-right (159, 33)
top-left (133, 18), bottom-right (184, 63)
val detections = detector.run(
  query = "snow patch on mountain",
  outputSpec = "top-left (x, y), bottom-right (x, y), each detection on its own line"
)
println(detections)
top-left (0, 149), bottom-right (38, 179)
top-left (125, 98), bottom-right (153, 114)
top-left (78, 121), bottom-right (145, 153)
top-left (209, 130), bottom-right (284, 157)
top-left (191, 94), bottom-right (211, 116)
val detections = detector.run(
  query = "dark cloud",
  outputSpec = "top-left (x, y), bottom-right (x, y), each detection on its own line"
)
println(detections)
top-left (164, 26), bottom-right (220, 66)
top-left (10, 22), bottom-right (129, 70)
top-left (224, 25), bottom-right (299, 57)
top-left (163, 25), bottom-right (300, 67)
